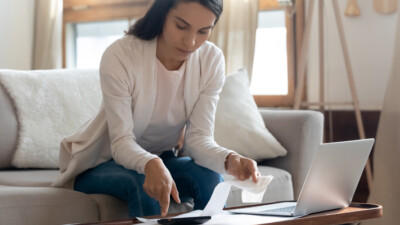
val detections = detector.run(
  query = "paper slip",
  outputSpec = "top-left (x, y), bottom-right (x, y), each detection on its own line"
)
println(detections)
top-left (201, 211), bottom-right (296, 224)
top-left (138, 211), bottom-right (296, 225)
top-left (201, 175), bottom-right (273, 216)
top-left (138, 175), bottom-right (273, 223)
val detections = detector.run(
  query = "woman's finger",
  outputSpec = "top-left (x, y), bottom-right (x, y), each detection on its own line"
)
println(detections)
top-left (251, 169), bottom-right (259, 183)
top-left (171, 181), bottom-right (181, 204)
top-left (243, 158), bottom-right (258, 183)
top-left (239, 170), bottom-right (246, 180)
top-left (160, 187), bottom-right (170, 217)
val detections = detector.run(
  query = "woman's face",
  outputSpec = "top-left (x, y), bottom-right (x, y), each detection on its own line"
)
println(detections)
top-left (158, 2), bottom-right (217, 66)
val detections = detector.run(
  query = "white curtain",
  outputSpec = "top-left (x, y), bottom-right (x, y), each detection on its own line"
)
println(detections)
top-left (209, 0), bottom-right (258, 79)
top-left (32, 0), bottom-right (63, 69)
top-left (364, 8), bottom-right (400, 225)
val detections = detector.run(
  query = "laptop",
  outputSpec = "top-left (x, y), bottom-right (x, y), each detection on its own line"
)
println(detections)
top-left (229, 139), bottom-right (375, 217)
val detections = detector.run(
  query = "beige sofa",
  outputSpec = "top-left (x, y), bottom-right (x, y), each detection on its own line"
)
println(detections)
top-left (0, 69), bottom-right (324, 225)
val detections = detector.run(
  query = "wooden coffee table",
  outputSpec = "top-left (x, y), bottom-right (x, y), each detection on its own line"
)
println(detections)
top-left (68, 202), bottom-right (382, 225)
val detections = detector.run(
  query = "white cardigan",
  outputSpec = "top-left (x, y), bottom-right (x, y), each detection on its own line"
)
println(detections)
top-left (52, 35), bottom-right (234, 188)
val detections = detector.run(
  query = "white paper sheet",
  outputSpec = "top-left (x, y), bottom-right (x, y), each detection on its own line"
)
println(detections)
top-left (225, 175), bottom-right (274, 203)
top-left (137, 211), bottom-right (296, 225)
top-left (204, 211), bottom-right (296, 224)
top-left (201, 175), bottom-right (273, 216)
top-left (138, 176), bottom-right (274, 224)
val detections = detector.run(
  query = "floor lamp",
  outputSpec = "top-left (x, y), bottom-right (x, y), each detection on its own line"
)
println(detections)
top-left (293, 0), bottom-right (373, 192)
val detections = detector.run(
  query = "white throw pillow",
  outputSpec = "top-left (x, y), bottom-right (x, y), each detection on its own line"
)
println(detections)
top-left (0, 69), bottom-right (102, 168)
top-left (214, 69), bottom-right (287, 161)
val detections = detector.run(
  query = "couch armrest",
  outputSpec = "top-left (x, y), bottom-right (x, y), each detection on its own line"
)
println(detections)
top-left (258, 109), bottom-right (324, 199)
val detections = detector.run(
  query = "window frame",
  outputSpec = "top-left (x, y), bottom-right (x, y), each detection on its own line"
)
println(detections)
top-left (62, 0), bottom-right (153, 68)
top-left (253, 0), bottom-right (304, 107)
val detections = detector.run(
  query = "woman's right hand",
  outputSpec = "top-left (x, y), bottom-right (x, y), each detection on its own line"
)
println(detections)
top-left (143, 158), bottom-right (181, 216)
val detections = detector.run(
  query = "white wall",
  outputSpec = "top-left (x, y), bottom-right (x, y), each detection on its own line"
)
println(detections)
top-left (307, 0), bottom-right (397, 110)
top-left (0, 0), bottom-right (35, 70)
top-left (0, 0), bottom-right (396, 110)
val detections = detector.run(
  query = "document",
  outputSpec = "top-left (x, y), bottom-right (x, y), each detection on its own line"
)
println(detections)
top-left (201, 175), bottom-right (273, 216)
top-left (137, 176), bottom-right (298, 224)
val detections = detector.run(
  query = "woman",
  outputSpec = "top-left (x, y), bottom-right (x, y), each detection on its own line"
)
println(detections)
top-left (53, 0), bottom-right (260, 217)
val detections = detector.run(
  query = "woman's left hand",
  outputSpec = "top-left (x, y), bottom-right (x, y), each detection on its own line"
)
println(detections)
top-left (225, 153), bottom-right (260, 183)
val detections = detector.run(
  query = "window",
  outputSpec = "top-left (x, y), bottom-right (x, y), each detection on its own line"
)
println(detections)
top-left (252, 0), bottom-right (304, 107)
top-left (63, 0), bottom-right (152, 68)
top-left (67, 20), bottom-right (131, 69)
top-left (251, 10), bottom-right (288, 95)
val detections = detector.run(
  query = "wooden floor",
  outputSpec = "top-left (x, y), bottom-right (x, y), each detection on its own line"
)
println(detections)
top-left (322, 110), bottom-right (381, 202)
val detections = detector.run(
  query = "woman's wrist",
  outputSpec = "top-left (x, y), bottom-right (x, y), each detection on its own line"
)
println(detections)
top-left (224, 152), bottom-right (240, 171)
top-left (144, 157), bottom-right (163, 175)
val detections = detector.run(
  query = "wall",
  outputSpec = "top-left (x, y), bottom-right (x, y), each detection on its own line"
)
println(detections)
top-left (0, 0), bottom-right (396, 109)
top-left (307, 0), bottom-right (398, 110)
top-left (0, 0), bottom-right (35, 70)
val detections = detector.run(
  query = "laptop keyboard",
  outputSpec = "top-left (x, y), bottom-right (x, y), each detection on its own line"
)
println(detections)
top-left (263, 205), bottom-right (296, 213)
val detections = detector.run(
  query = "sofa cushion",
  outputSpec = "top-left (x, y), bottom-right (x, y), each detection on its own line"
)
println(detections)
top-left (88, 194), bottom-right (129, 221)
top-left (0, 83), bottom-right (18, 168)
top-left (0, 185), bottom-right (99, 225)
top-left (214, 69), bottom-right (287, 161)
top-left (225, 166), bottom-right (293, 207)
top-left (0, 169), bottom-right (59, 187)
top-left (0, 169), bottom-right (194, 221)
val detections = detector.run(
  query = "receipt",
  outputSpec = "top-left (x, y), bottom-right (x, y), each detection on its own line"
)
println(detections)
top-left (200, 175), bottom-right (273, 216)
top-left (137, 175), bottom-right (273, 224)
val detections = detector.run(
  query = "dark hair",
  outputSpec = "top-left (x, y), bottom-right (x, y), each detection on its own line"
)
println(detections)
top-left (127, 0), bottom-right (223, 40)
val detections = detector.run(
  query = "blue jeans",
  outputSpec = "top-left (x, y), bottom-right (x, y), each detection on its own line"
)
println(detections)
top-left (74, 150), bottom-right (223, 217)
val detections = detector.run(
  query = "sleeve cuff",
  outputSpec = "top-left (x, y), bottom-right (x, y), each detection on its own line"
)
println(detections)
top-left (219, 149), bottom-right (236, 175)
top-left (137, 154), bottom-right (160, 174)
